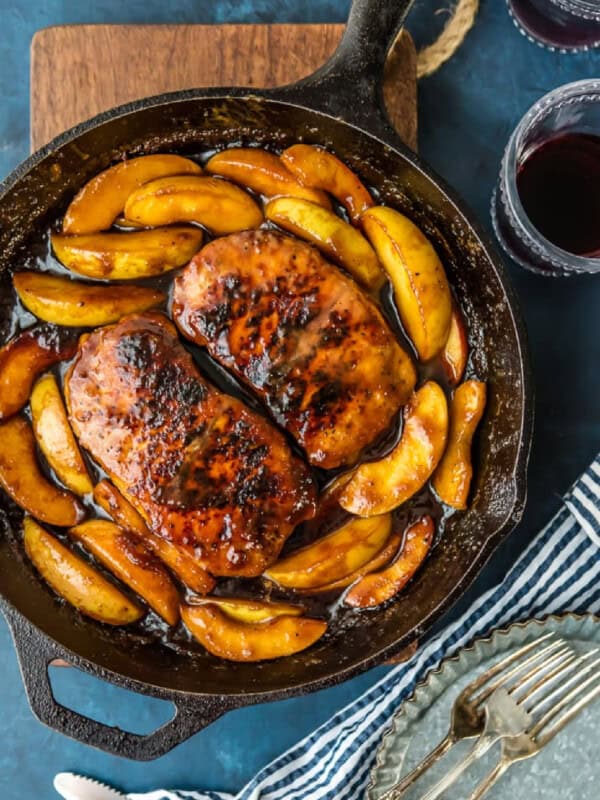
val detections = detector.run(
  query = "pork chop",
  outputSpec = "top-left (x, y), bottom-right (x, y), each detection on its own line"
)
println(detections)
top-left (65, 313), bottom-right (316, 577)
top-left (173, 230), bottom-right (416, 469)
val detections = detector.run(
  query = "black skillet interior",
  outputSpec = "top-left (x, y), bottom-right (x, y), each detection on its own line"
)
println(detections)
top-left (0, 0), bottom-right (532, 759)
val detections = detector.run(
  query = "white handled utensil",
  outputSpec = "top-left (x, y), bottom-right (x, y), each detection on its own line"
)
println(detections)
top-left (54, 772), bottom-right (126, 800)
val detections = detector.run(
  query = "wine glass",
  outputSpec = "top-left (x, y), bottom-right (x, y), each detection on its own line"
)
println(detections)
top-left (492, 80), bottom-right (600, 276)
top-left (507, 0), bottom-right (600, 51)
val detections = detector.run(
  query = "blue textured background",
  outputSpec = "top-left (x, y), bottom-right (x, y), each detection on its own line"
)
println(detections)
top-left (0, 1), bottom-right (598, 798)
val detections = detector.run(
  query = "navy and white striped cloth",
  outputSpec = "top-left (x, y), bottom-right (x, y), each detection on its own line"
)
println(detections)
top-left (132, 454), bottom-right (600, 800)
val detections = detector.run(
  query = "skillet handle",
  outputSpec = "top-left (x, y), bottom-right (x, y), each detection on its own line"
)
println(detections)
top-left (5, 612), bottom-right (232, 761)
top-left (277, 0), bottom-right (416, 139)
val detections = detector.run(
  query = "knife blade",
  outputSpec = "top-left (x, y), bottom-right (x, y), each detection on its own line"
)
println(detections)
top-left (54, 772), bottom-right (126, 800)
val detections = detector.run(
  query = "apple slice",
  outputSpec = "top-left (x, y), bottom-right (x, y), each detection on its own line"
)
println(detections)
top-left (69, 520), bottom-right (180, 625)
top-left (264, 513), bottom-right (392, 590)
top-left (339, 381), bottom-right (448, 516)
top-left (93, 479), bottom-right (149, 537)
top-left (93, 479), bottom-right (215, 595)
top-left (281, 144), bottom-right (373, 225)
top-left (440, 304), bottom-right (469, 386)
top-left (30, 373), bottom-right (93, 496)
top-left (14, 272), bottom-right (165, 327)
top-left (123, 176), bottom-right (263, 234)
top-left (265, 197), bottom-right (384, 290)
top-left (24, 517), bottom-right (143, 625)
top-left (432, 380), bottom-right (487, 509)
top-left (187, 597), bottom-right (303, 624)
top-left (0, 325), bottom-right (77, 421)
top-left (362, 207), bottom-right (452, 362)
top-left (0, 416), bottom-right (84, 526)
top-left (114, 216), bottom-right (146, 229)
top-left (63, 154), bottom-right (202, 234)
top-left (51, 227), bottom-right (203, 280)
top-left (205, 148), bottom-right (331, 208)
top-left (181, 603), bottom-right (327, 662)
top-left (300, 529), bottom-right (403, 593)
top-left (345, 515), bottom-right (434, 608)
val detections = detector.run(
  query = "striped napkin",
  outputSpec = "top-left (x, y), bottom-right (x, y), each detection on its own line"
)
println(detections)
top-left (131, 454), bottom-right (600, 800)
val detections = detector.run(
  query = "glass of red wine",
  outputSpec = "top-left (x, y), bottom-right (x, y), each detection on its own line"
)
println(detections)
top-left (492, 79), bottom-right (600, 276)
top-left (507, 0), bottom-right (600, 51)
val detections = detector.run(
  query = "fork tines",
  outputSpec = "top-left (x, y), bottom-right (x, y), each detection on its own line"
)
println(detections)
top-left (469, 634), bottom-right (569, 705)
top-left (529, 651), bottom-right (600, 745)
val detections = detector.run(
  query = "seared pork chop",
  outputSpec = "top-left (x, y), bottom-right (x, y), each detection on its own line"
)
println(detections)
top-left (65, 313), bottom-right (316, 577)
top-left (173, 230), bottom-right (416, 469)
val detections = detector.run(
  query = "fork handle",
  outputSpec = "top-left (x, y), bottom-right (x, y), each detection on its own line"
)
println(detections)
top-left (379, 734), bottom-right (456, 799)
top-left (417, 733), bottom-right (497, 800)
top-left (469, 761), bottom-right (509, 800)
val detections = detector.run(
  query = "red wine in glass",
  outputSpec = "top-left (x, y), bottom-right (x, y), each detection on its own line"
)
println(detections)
top-left (516, 133), bottom-right (600, 257)
top-left (493, 80), bottom-right (600, 275)
top-left (508, 0), bottom-right (600, 50)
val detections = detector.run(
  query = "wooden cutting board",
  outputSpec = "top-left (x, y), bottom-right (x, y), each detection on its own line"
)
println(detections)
top-left (30, 23), bottom-right (418, 666)
top-left (30, 24), bottom-right (417, 151)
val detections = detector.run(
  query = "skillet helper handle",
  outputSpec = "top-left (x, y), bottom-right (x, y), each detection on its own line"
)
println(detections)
top-left (279, 0), bottom-right (416, 138)
top-left (6, 612), bottom-right (227, 760)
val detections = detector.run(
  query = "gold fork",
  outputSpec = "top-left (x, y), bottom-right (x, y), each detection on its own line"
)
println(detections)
top-left (380, 633), bottom-right (563, 799)
top-left (469, 651), bottom-right (600, 799)
top-left (416, 645), bottom-right (594, 800)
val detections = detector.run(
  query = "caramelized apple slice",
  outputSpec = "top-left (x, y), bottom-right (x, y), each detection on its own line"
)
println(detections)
top-left (181, 603), bottom-right (327, 662)
top-left (264, 514), bottom-right (392, 590)
top-left (24, 517), bottom-right (142, 624)
top-left (69, 520), bottom-right (180, 625)
top-left (30, 373), bottom-right (93, 496)
top-left (188, 597), bottom-right (303, 623)
top-left (205, 148), bottom-right (331, 208)
top-left (362, 207), bottom-right (452, 361)
top-left (432, 380), bottom-right (487, 509)
top-left (319, 472), bottom-right (354, 503)
top-left (281, 144), bottom-right (373, 225)
top-left (345, 515), bottom-right (434, 608)
top-left (0, 416), bottom-right (84, 525)
top-left (93, 479), bottom-right (149, 537)
top-left (52, 227), bottom-right (203, 280)
top-left (300, 530), bottom-right (403, 593)
top-left (63, 154), bottom-right (202, 234)
top-left (94, 478), bottom-right (151, 539)
top-left (114, 216), bottom-right (147, 229)
top-left (265, 197), bottom-right (384, 290)
top-left (14, 272), bottom-right (165, 327)
top-left (339, 381), bottom-right (448, 516)
top-left (93, 480), bottom-right (216, 595)
top-left (123, 176), bottom-right (263, 234)
top-left (143, 538), bottom-right (215, 596)
top-left (0, 325), bottom-right (77, 420)
top-left (440, 304), bottom-right (469, 386)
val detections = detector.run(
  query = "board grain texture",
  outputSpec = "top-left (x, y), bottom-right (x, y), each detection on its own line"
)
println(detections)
top-left (30, 23), bottom-right (417, 151)
top-left (30, 21), bottom-right (417, 666)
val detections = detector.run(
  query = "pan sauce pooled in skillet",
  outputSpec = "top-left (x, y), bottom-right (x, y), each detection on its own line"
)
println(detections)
top-left (173, 230), bottom-right (417, 469)
top-left (0, 147), bottom-right (487, 662)
top-left (65, 313), bottom-right (316, 577)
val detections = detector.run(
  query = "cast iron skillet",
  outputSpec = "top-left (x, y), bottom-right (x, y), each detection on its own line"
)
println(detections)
top-left (0, 0), bottom-right (532, 760)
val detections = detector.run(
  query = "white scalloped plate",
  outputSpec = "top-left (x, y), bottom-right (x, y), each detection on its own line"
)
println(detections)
top-left (368, 614), bottom-right (600, 800)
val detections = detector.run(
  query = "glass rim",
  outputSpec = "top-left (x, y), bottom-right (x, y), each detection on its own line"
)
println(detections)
top-left (500, 79), bottom-right (600, 273)
top-left (507, 0), bottom-right (600, 52)
top-left (552, 0), bottom-right (600, 22)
